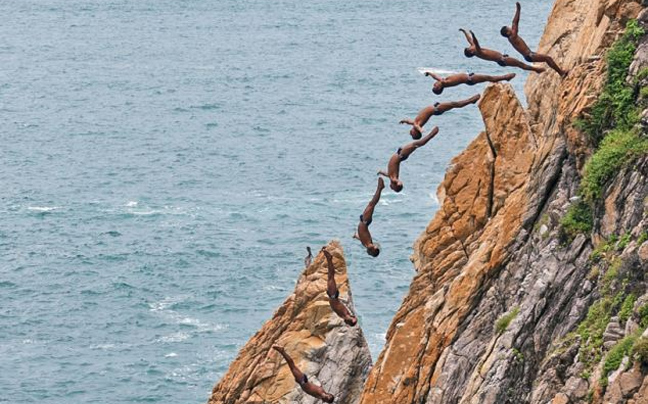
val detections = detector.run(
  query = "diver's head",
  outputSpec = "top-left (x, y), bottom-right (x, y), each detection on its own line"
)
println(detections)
top-left (500, 26), bottom-right (512, 37)
top-left (391, 180), bottom-right (403, 193)
top-left (409, 127), bottom-right (422, 139)
top-left (432, 82), bottom-right (443, 95)
top-left (367, 244), bottom-right (380, 257)
top-left (464, 48), bottom-right (475, 58)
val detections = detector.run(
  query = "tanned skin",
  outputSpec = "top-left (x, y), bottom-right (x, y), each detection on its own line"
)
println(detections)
top-left (353, 177), bottom-right (385, 257)
top-left (322, 247), bottom-right (358, 326)
top-left (425, 71), bottom-right (516, 95)
top-left (378, 126), bottom-right (439, 192)
top-left (460, 28), bottom-right (545, 73)
top-left (304, 246), bottom-right (313, 268)
top-left (272, 346), bottom-right (335, 403)
top-left (501, 2), bottom-right (567, 76)
top-left (399, 94), bottom-right (479, 139)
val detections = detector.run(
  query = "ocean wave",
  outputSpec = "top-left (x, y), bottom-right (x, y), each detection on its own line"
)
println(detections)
top-left (27, 206), bottom-right (60, 212)
top-left (417, 67), bottom-right (458, 75)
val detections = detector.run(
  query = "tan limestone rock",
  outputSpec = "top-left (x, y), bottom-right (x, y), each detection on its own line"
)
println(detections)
top-left (208, 241), bottom-right (371, 404)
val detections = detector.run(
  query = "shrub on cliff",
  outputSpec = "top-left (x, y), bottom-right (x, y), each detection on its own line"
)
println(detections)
top-left (576, 19), bottom-right (644, 143)
top-left (633, 337), bottom-right (648, 365)
top-left (560, 200), bottom-right (593, 240)
top-left (495, 307), bottom-right (519, 334)
top-left (581, 129), bottom-right (648, 201)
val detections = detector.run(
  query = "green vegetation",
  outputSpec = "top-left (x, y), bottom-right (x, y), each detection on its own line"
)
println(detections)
top-left (572, 19), bottom-right (648, 206)
top-left (591, 232), bottom-right (645, 261)
top-left (636, 67), bottom-right (648, 81)
top-left (638, 232), bottom-right (648, 244)
top-left (560, 200), bottom-right (593, 240)
top-left (575, 257), bottom-right (632, 370)
top-left (511, 348), bottom-right (524, 362)
top-left (577, 297), bottom-right (615, 367)
top-left (576, 20), bottom-right (644, 143)
top-left (632, 337), bottom-right (648, 364)
top-left (640, 86), bottom-right (648, 100)
top-left (617, 232), bottom-right (632, 250)
top-left (638, 303), bottom-right (648, 328)
top-left (602, 333), bottom-right (638, 381)
top-left (495, 307), bottom-right (520, 334)
top-left (581, 129), bottom-right (648, 201)
top-left (602, 259), bottom-right (622, 293)
top-left (618, 294), bottom-right (636, 323)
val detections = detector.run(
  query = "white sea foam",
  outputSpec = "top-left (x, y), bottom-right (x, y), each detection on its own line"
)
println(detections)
top-left (158, 332), bottom-right (190, 343)
top-left (417, 67), bottom-right (458, 75)
top-left (125, 201), bottom-right (138, 207)
top-left (27, 206), bottom-right (59, 212)
top-left (150, 296), bottom-right (226, 338)
top-left (128, 210), bottom-right (160, 216)
top-left (165, 352), bottom-right (178, 358)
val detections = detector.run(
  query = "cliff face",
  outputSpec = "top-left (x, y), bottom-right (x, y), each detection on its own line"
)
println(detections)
top-left (208, 241), bottom-right (371, 404)
top-left (358, 1), bottom-right (648, 403)
top-left (211, 1), bottom-right (648, 403)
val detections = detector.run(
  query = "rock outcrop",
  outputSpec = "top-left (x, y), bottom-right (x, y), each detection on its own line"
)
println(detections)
top-left (208, 241), bottom-right (371, 404)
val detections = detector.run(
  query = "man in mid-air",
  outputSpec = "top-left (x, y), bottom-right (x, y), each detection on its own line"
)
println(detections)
top-left (378, 126), bottom-right (439, 192)
top-left (425, 71), bottom-right (516, 95)
top-left (321, 247), bottom-right (358, 326)
top-left (461, 28), bottom-right (545, 73)
top-left (272, 346), bottom-right (335, 403)
top-left (353, 177), bottom-right (385, 257)
top-left (500, 2), bottom-right (567, 77)
top-left (400, 94), bottom-right (480, 139)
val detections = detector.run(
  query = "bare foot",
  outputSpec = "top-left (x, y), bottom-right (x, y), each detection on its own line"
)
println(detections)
top-left (505, 73), bottom-right (516, 80)
top-left (377, 177), bottom-right (385, 189)
top-left (469, 94), bottom-right (481, 104)
top-left (272, 345), bottom-right (284, 353)
top-left (561, 69), bottom-right (570, 78)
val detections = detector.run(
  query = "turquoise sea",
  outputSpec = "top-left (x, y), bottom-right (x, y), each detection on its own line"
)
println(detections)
top-left (1, 1), bottom-right (552, 402)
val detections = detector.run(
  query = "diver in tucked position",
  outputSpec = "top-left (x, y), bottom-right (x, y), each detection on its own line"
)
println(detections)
top-left (304, 246), bottom-right (313, 267)
top-left (321, 247), bottom-right (358, 326)
top-left (399, 94), bottom-right (480, 139)
top-left (500, 2), bottom-right (567, 77)
top-left (378, 126), bottom-right (439, 192)
top-left (353, 177), bottom-right (385, 257)
top-left (460, 28), bottom-right (545, 73)
top-left (272, 345), bottom-right (335, 403)
top-left (424, 71), bottom-right (516, 95)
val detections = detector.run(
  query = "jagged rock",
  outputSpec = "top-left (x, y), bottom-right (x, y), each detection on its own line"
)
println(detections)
top-left (603, 318), bottom-right (625, 343)
top-left (625, 318), bottom-right (639, 335)
top-left (208, 241), bottom-right (371, 404)
top-left (638, 241), bottom-right (648, 262)
top-left (564, 376), bottom-right (589, 400)
top-left (552, 392), bottom-right (570, 404)
top-left (605, 366), bottom-right (644, 403)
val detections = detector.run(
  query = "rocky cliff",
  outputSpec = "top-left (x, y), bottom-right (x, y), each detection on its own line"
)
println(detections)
top-left (207, 241), bottom-right (371, 404)
top-left (210, 1), bottom-right (648, 403)
top-left (359, 0), bottom-right (648, 403)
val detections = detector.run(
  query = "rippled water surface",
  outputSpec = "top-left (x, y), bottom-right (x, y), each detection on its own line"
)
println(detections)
top-left (1, 0), bottom-right (553, 402)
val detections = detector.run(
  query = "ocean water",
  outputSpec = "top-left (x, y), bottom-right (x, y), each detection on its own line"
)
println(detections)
top-left (1, 1), bottom-right (553, 402)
